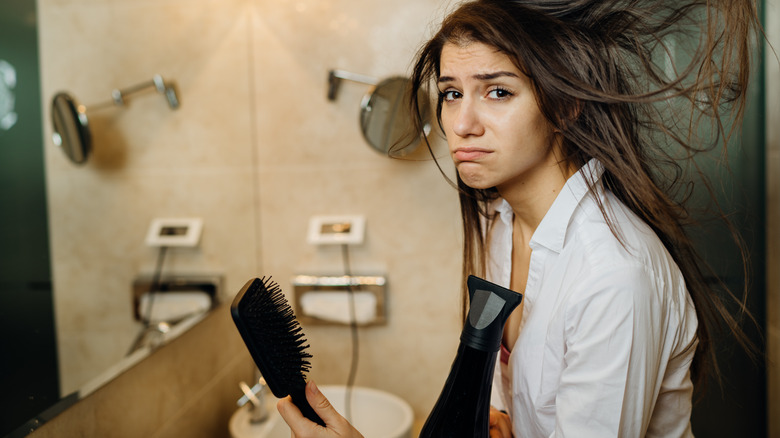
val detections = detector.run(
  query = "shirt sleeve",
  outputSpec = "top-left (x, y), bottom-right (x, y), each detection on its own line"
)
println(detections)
top-left (551, 263), bottom-right (668, 438)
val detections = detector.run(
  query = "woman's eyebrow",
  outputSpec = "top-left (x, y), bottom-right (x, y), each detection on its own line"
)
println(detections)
top-left (438, 71), bottom-right (519, 84)
top-left (474, 71), bottom-right (519, 80)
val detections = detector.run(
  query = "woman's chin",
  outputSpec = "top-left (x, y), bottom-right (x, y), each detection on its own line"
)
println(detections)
top-left (457, 165), bottom-right (493, 190)
top-left (459, 175), bottom-right (494, 190)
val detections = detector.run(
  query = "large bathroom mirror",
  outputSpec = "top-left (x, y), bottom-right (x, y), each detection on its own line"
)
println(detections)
top-left (2, 0), bottom-right (461, 436)
top-left (359, 76), bottom-right (431, 158)
top-left (1, 1), bottom-right (235, 436)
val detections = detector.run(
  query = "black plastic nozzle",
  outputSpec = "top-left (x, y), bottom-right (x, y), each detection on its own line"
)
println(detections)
top-left (460, 275), bottom-right (523, 352)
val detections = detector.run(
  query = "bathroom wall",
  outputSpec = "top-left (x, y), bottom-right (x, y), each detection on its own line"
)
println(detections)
top-left (249, 0), bottom-right (464, 416)
top-left (37, 0), bottom-right (463, 431)
top-left (27, 305), bottom-right (256, 438)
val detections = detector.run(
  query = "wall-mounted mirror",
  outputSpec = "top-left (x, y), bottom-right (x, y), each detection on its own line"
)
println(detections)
top-left (50, 75), bottom-right (179, 166)
top-left (4, 0), bottom-right (450, 435)
top-left (359, 76), bottom-right (430, 158)
top-left (328, 70), bottom-right (431, 158)
top-left (51, 92), bottom-right (91, 164)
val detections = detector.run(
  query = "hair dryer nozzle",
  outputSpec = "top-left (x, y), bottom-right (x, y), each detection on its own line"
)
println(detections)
top-left (461, 276), bottom-right (523, 352)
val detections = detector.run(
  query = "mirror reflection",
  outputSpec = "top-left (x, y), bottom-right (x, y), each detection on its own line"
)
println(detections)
top-left (2, 0), bottom-right (461, 436)
top-left (50, 92), bottom-right (91, 165)
top-left (3, 0), bottom-right (255, 435)
top-left (359, 76), bottom-right (431, 157)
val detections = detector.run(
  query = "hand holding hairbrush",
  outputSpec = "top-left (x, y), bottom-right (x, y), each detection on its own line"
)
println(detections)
top-left (231, 276), bottom-right (325, 426)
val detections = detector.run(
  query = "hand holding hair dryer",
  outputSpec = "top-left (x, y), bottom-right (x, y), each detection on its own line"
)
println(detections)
top-left (420, 275), bottom-right (523, 437)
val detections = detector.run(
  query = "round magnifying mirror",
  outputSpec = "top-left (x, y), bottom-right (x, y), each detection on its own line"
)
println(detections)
top-left (360, 77), bottom-right (430, 157)
top-left (51, 92), bottom-right (91, 164)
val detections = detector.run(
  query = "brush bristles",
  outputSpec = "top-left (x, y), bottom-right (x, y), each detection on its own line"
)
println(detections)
top-left (240, 277), bottom-right (313, 394)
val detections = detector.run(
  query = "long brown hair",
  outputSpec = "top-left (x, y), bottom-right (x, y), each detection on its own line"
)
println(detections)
top-left (408, 0), bottom-right (761, 388)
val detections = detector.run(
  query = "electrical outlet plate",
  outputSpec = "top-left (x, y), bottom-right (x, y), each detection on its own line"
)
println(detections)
top-left (145, 217), bottom-right (203, 247)
top-left (307, 215), bottom-right (365, 245)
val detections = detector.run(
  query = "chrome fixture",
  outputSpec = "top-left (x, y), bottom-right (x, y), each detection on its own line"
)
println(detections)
top-left (327, 69), bottom-right (378, 101)
top-left (292, 274), bottom-right (388, 326)
top-left (237, 377), bottom-right (270, 424)
top-left (91, 74), bottom-right (179, 111)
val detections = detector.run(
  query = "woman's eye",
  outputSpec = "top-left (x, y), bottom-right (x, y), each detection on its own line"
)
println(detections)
top-left (487, 88), bottom-right (513, 99)
top-left (439, 90), bottom-right (461, 102)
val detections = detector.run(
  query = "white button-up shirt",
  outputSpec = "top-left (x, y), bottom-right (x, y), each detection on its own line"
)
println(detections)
top-left (487, 159), bottom-right (698, 437)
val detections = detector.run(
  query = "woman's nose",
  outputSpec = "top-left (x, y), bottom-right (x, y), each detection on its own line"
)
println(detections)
top-left (451, 98), bottom-right (484, 137)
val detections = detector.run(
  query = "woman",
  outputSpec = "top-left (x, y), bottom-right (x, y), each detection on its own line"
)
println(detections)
top-left (278, 0), bottom-right (761, 436)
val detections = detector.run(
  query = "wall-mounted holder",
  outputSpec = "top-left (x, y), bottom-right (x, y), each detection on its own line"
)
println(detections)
top-left (145, 217), bottom-right (203, 248)
top-left (327, 69), bottom-right (378, 101)
top-left (307, 215), bottom-right (365, 246)
top-left (132, 274), bottom-right (222, 324)
top-left (292, 275), bottom-right (387, 326)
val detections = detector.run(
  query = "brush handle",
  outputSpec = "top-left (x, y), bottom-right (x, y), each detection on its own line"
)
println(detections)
top-left (291, 385), bottom-right (326, 427)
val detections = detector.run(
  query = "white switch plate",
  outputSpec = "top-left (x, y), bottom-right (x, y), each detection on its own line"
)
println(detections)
top-left (145, 217), bottom-right (203, 247)
top-left (307, 215), bottom-right (365, 245)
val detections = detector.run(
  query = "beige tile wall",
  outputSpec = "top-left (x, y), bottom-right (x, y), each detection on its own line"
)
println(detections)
top-left (37, 0), bottom-right (465, 433)
top-left (28, 304), bottom-right (255, 438)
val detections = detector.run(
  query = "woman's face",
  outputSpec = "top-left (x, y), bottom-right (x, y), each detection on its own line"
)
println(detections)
top-left (438, 41), bottom-right (564, 197)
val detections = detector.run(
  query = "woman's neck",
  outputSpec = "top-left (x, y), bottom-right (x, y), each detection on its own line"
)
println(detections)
top-left (498, 159), bottom-right (577, 240)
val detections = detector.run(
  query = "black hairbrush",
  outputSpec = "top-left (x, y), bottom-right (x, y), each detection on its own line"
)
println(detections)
top-left (231, 277), bottom-right (325, 426)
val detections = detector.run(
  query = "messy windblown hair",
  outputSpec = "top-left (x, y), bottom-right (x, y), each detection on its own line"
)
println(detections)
top-left (409, 0), bottom-right (762, 388)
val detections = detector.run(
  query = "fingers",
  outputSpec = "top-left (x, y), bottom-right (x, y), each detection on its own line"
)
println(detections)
top-left (489, 407), bottom-right (513, 438)
top-left (276, 381), bottom-right (364, 438)
top-left (304, 381), bottom-right (355, 433)
top-left (306, 381), bottom-right (335, 418)
top-left (277, 396), bottom-right (310, 432)
top-left (278, 395), bottom-right (326, 438)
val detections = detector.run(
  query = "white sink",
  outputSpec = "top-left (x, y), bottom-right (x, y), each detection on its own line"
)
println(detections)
top-left (229, 385), bottom-right (414, 438)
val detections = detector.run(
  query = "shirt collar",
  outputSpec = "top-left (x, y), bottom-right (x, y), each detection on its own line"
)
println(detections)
top-left (487, 159), bottom-right (604, 253)
top-left (494, 196), bottom-right (515, 228)
top-left (530, 158), bottom-right (604, 252)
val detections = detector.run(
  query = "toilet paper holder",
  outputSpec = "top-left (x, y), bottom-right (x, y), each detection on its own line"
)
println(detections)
top-left (292, 275), bottom-right (387, 326)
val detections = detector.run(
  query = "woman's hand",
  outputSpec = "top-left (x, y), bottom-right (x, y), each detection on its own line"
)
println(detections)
top-left (489, 407), bottom-right (513, 438)
top-left (277, 380), bottom-right (364, 438)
